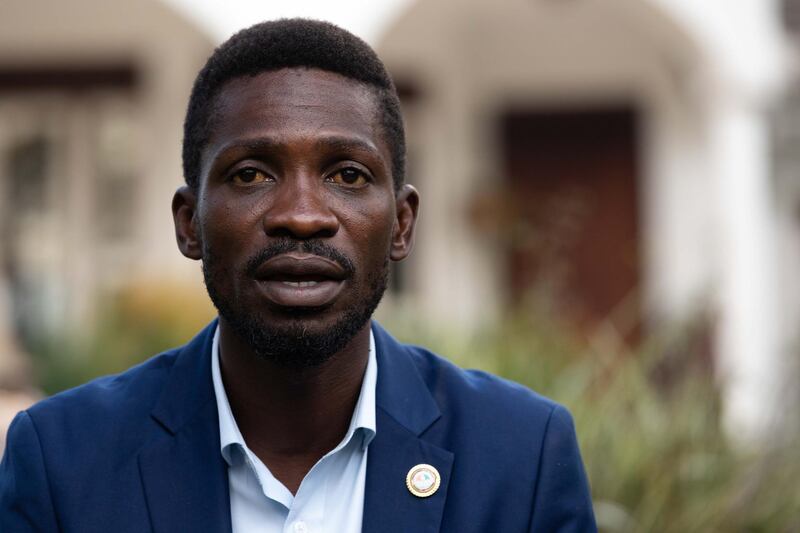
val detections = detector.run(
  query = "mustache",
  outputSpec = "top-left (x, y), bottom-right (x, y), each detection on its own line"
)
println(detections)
top-left (244, 239), bottom-right (356, 278)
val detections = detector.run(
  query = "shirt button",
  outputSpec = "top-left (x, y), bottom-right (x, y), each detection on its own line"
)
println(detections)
top-left (292, 521), bottom-right (308, 533)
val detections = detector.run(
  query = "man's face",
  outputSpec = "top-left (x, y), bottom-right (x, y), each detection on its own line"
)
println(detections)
top-left (173, 68), bottom-right (418, 366)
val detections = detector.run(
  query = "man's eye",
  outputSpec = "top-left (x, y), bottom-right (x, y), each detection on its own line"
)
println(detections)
top-left (232, 168), bottom-right (270, 184)
top-left (329, 168), bottom-right (369, 187)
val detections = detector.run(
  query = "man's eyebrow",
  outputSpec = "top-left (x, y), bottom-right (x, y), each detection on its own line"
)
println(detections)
top-left (214, 137), bottom-right (282, 156)
top-left (313, 136), bottom-right (381, 155)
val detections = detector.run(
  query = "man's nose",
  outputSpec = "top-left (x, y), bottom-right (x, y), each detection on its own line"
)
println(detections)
top-left (262, 176), bottom-right (339, 239)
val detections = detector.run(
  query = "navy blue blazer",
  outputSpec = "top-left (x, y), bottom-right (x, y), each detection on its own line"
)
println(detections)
top-left (1, 321), bottom-right (596, 532)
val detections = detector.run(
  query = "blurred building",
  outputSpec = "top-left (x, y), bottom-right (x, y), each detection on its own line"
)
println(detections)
top-left (0, 0), bottom-right (212, 353)
top-left (0, 0), bottom-right (798, 443)
top-left (0, 0), bottom-right (213, 440)
top-left (376, 0), bottom-right (797, 442)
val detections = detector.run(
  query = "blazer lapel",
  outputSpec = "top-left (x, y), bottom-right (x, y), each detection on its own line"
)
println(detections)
top-left (138, 322), bottom-right (232, 533)
top-left (362, 323), bottom-right (454, 533)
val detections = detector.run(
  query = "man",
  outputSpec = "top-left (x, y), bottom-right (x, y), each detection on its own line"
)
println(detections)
top-left (0, 19), bottom-right (596, 532)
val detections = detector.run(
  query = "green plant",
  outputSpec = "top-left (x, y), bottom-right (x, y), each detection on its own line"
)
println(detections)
top-left (29, 281), bottom-right (215, 395)
top-left (388, 312), bottom-right (800, 533)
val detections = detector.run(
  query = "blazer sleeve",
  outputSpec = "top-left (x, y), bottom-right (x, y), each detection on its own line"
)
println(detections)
top-left (0, 411), bottom-right (60, 532)
top-left (529, 404), bottom-right (597, 533)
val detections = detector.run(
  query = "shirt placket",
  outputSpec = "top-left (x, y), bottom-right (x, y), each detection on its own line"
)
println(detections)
top-left (283, 455), bottom-right (328, 533)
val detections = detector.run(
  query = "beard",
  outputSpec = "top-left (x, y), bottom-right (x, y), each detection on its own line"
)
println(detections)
top-left (202, 238), bottom-right (388, 368)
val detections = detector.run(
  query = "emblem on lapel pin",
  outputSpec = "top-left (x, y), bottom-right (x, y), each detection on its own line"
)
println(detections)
top-left (406, 464), bottom-right (440, 498)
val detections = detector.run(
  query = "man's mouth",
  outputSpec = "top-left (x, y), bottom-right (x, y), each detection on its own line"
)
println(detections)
top-left (254, 254), bottom-right (349, 308)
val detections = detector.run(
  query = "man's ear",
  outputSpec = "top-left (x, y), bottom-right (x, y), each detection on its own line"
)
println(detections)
top-left (390, 184), bottom-right (420, 262)
top-left (172, 185), bottom-right (202, 260)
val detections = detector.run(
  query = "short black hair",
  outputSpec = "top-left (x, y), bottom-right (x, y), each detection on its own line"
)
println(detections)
top-left (182, 18), bottom-right (406, 189)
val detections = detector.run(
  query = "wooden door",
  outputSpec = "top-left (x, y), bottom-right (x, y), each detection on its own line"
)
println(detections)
top-left (501, 108), bottom-right (640, 340)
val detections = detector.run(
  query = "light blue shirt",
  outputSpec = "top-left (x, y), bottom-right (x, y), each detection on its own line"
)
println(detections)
top-left (211, 326), bottom-right (377, 533)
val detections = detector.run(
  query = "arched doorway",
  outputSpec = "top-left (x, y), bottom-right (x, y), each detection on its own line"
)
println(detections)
top-left (378, 0), bottom-right (706, 343)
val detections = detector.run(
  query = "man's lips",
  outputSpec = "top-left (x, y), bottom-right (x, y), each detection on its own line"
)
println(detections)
top-left (253, 254), bottom-right (348, 308)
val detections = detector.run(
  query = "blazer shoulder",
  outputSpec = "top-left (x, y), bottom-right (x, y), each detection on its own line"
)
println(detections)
top-left (25, 347), bottom-right (180, 433)
top-left (24, 321), bottom-right (217, 432)
top-left (402, 342), bottom-right (561, 431)
top-left (395, 340), bottom-right (596, 531)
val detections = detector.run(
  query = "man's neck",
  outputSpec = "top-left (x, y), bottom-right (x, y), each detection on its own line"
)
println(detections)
top-left (217, 319), bottom-right (371, 494)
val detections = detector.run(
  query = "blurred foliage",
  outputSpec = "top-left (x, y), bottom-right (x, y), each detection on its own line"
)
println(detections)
top-left (27, 285), bottom-right (800, 531)
top-left (29, 281), bottom-right (215, 394)
top-left (391, 311), bottom-right (800, 533)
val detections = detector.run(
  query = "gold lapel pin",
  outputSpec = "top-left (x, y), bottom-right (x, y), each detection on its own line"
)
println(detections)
top-left (406, 464), bottom-right (441, 498)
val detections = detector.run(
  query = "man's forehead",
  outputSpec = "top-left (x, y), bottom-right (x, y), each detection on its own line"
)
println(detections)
top-left (207, 68), bottom-right (383, 145)
top-left (215, 68), bottom-right (378, 120)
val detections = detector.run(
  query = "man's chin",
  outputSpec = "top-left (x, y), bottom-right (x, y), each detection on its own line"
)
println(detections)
top-left (220, 308), bottom-right (372, 369)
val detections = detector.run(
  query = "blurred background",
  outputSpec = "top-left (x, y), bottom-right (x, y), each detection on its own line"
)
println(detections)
top-left (1, 0), bottom-right (799, 530)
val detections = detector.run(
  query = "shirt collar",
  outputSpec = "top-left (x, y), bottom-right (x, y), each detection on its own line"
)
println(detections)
top-left (211, 325), bottom-right (378, 465)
